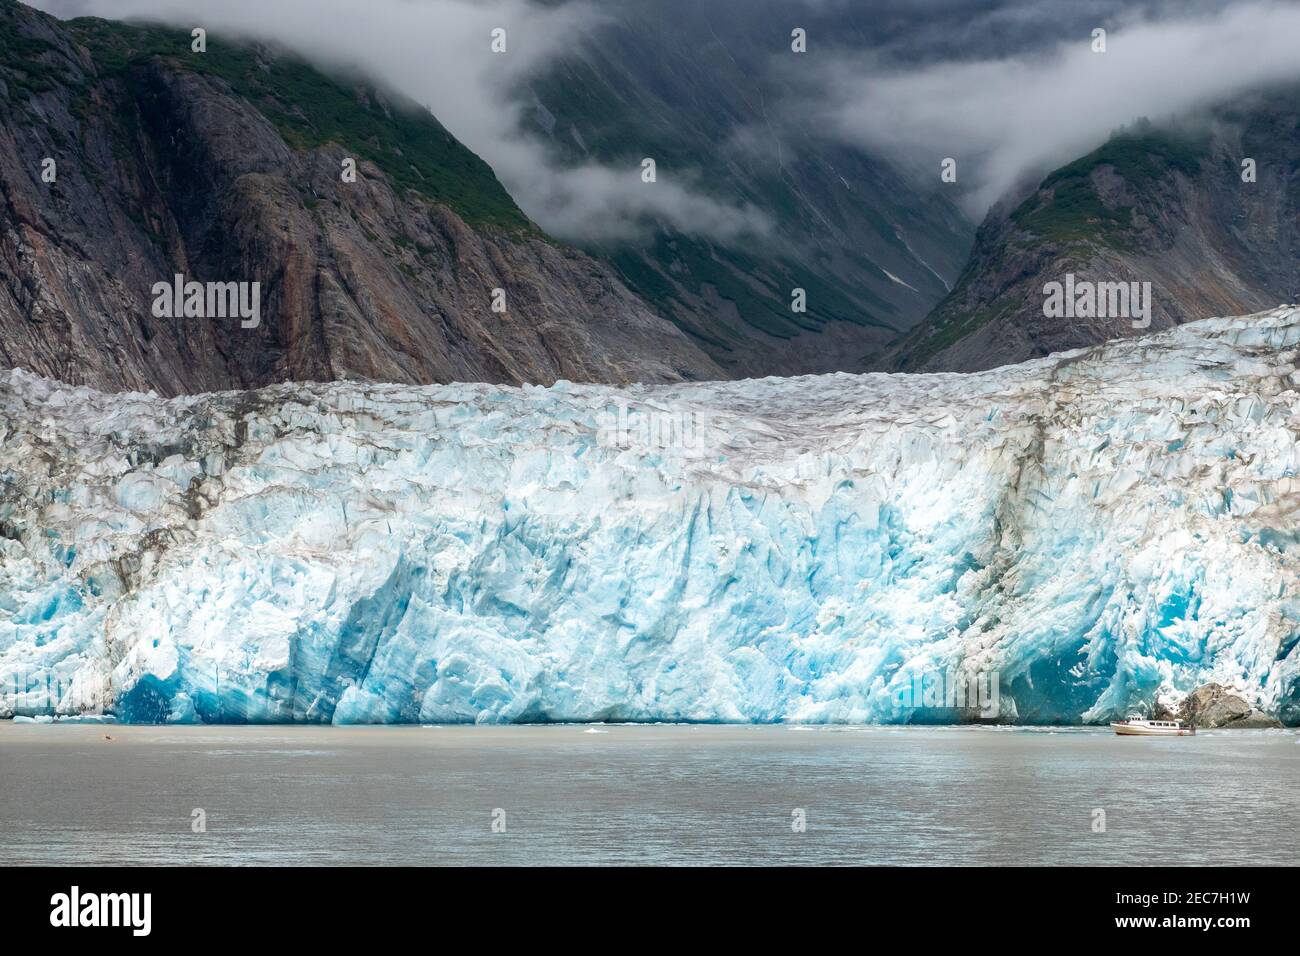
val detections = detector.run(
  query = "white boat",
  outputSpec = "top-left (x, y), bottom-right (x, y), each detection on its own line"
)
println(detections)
top-left (1110, 715), bottom-right (1195, 736)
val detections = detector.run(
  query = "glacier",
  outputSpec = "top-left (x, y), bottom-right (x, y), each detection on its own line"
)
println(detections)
top-left (2, 306), bottom-right (1299, 725)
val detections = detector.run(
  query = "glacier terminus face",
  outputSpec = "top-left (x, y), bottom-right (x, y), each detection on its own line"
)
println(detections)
top-left (2, 307), bottom-right (1298, 725)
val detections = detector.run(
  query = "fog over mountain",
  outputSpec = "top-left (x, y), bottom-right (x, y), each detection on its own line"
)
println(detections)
top-left (30, 0), bottom-right (774, 244)
top-left (31, 0), bottom-right (1300, 239)
top-left (812, 0), bottom-right (1300, 215)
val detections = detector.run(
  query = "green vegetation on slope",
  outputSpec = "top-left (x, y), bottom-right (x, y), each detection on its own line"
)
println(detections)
top-left (897, 123), bottom-right (1214, 369)
top-left (609, 234), bottom-right (897, 353)
top-left (1011, 123), bottom-right (1209, 247)
top-left (61, 16), bottom-right (534, 231)
top-left (0, 3), bottom-right (67, 100)
top-left (520, 27), bottom-right (931, 352)
top-left (887, 254), bottom-right (1007, 370)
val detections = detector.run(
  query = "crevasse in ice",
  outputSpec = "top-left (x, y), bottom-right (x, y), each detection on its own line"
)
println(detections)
top-left (2, 307), bottom-right (1298, 724)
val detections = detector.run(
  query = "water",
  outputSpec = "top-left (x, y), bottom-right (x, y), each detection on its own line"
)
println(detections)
top-left (1, 723), bottom-right (1296, 865)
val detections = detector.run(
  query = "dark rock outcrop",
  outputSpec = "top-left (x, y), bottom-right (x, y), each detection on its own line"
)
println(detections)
top-left (1177, 683), bottom-right (1283, 729)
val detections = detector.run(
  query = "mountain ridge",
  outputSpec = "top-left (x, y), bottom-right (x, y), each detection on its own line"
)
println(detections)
top-left (0, 0), bottom-right (723, 395)
top-left (890, 91), bottom-right (1300, 372)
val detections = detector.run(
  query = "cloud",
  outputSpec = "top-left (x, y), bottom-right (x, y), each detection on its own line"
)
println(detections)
top-left (515, 161), bottom-right (773, 244)
top-left (27, 0), bottom-right (771, 243)
top-left (809, 0), bottom-right (1300, 215)
top-left (29, 0), bottom-right (1299, 232)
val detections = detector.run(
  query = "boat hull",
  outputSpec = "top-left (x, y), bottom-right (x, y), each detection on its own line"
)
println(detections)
top-left (1111, 722), bottom-right (1195, 736)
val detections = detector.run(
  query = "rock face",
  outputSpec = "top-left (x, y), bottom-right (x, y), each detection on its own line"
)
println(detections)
top-left (891, 97), bottom-right (1299, 373)
top-left (0, 2), bottom-right (722, 396)
top-left (1, 306), bottom-right (1298, 724)
top-left (521, 0), bottom-right (974, 378)
top-left (1178, 683), bottom-right (1283, 729)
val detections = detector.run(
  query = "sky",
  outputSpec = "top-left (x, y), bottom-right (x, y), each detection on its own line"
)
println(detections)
top-left (26, 0), bottom-right (1300, 233)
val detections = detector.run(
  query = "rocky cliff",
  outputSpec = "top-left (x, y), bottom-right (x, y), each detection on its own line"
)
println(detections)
top-left (0, 1), bottom-right (722, 395)
top-left (891, 92), bottom-right (1299, 372)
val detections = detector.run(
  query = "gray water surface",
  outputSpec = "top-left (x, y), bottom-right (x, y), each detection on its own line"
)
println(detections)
top-left (1, 723), bottom-right (1296, 865)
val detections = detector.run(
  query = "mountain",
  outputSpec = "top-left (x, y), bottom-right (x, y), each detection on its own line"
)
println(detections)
top-left (520, 0), bottom-right (974, 377)
top-left (3, 306), bottom-right (1298, 725)
top-left (0, 0), bottom-right (722, 396)
top-left (890, 90), bottom-right (1300, 372)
